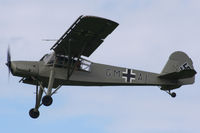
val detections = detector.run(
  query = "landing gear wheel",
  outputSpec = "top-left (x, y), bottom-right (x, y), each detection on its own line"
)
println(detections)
top-left (29, 108), bottom-right (40, 119)
top-left (42, 95), bottom-right (53, 106)
top-left (171, 92), bottom-right (176, 98)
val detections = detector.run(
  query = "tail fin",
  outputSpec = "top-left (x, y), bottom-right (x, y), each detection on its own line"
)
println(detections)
top-left (159, 51), bottom-right (196, 86)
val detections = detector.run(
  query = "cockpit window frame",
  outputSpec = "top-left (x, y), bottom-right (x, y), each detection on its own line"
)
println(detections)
top-left (40, 52), bottom-right (55, 65)
top-left (40, 52), bottom-right (92, 72)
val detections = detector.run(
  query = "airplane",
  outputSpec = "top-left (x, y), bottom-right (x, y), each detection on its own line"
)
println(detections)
top-left (6, 15), bottom-right (197, 119)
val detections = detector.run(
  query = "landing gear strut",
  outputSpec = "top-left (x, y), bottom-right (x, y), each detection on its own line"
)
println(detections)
top-left (29, 82), bottom-right (44, 119)
top-left (29, 56), bottom-right (64, 119)
top-left (28, 79), bottom-right (62, 119)
top-left (42, 65), bottom-right (55, 106)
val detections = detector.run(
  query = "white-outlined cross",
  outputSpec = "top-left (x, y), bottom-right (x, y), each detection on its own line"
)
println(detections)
top-left (122, 69), bottom-right (136, 83)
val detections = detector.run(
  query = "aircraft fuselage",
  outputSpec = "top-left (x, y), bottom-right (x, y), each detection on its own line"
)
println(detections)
top-left (10, 60), bottom-right (182, 89)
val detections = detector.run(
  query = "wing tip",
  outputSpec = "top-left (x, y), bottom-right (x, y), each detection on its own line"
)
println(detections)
top-left (81, 15), bottom-right (119, 26)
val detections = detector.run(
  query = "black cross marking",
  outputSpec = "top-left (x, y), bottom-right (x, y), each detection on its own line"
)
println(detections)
top-left (122, 69), bottom-right (136, 83)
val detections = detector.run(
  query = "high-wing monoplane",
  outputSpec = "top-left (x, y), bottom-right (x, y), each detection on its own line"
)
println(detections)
top-left (6, 15), bottom-right (197, 119)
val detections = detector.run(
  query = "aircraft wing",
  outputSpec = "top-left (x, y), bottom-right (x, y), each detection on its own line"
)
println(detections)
top-left (50, 15), bottom-right (119, 57)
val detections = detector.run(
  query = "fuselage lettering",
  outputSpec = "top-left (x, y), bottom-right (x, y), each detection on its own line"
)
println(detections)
top-left (106, 69), bottom-right (112, 77)
top-left (105, 69), bottom-right (121, 78)
top-left (114, 70), bottom-right (121, 77)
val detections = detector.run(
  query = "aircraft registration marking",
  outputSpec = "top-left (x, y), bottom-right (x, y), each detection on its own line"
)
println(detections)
top-left (105, 69), bottom-right (121, 77)
top-left (122, 69), bottom-right (136, 83)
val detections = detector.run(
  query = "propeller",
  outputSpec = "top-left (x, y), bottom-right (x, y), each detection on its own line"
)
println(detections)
top-left (6, 46), bottom-right (12, 76)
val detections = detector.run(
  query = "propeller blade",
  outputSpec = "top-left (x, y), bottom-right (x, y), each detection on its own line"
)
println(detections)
top-left (6, 46), bottom-right (11, 76)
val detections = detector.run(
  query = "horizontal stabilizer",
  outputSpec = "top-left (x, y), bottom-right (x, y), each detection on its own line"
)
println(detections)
top-left (159, 69), bottom-right (197, 80)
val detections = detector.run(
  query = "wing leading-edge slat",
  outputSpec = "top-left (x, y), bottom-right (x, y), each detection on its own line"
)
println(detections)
top-left (50, 15), bottom-right (119, 57)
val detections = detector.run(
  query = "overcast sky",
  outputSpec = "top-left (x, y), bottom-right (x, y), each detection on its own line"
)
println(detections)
top-left (0, 0), bottom-right (200, 133)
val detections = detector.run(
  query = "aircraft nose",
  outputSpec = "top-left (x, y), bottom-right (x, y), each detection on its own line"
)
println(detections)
top-left (5, 61), bottom-right (16, 75)
top-left (6, 61), bottom-right (39, 77)
top-left (10, 61), bottom-right (16, 74)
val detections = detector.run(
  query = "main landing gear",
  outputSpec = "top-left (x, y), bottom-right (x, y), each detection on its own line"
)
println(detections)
top-left (29, 56), bottom-right (65, 119)
top-left (29, 64), bottom-right (57, 119)
top-left (29, 95), bottom-right (53, 119)
top-left (29, 82), bottom-right (43, 119)
top-left (29, 81), bottom-right (62, 119)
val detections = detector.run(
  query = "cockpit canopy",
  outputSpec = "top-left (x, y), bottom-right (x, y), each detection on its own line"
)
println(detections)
top-left (40, 52), bottom-right (55, 64)
top-left (40, 52), bottom-right (92, 72)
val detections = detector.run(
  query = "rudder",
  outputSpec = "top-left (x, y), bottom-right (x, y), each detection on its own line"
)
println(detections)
top-left (160, 51), bottom-right (196, 85)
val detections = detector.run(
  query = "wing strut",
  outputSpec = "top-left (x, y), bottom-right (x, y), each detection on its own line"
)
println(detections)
top-left (66, 39), bottom-right (72, 80)
top-left (65, 38), bottom-right (88, 80)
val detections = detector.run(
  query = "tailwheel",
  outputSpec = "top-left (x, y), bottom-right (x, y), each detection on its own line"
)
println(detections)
top-left (42, 95), bottom-right (53, 106)
top-left (165, 90), bottom-right (176, 98)
top-left (29, 108), bottom-right (40, 119)
top-left (170, 92), bottom-right (176, 98)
